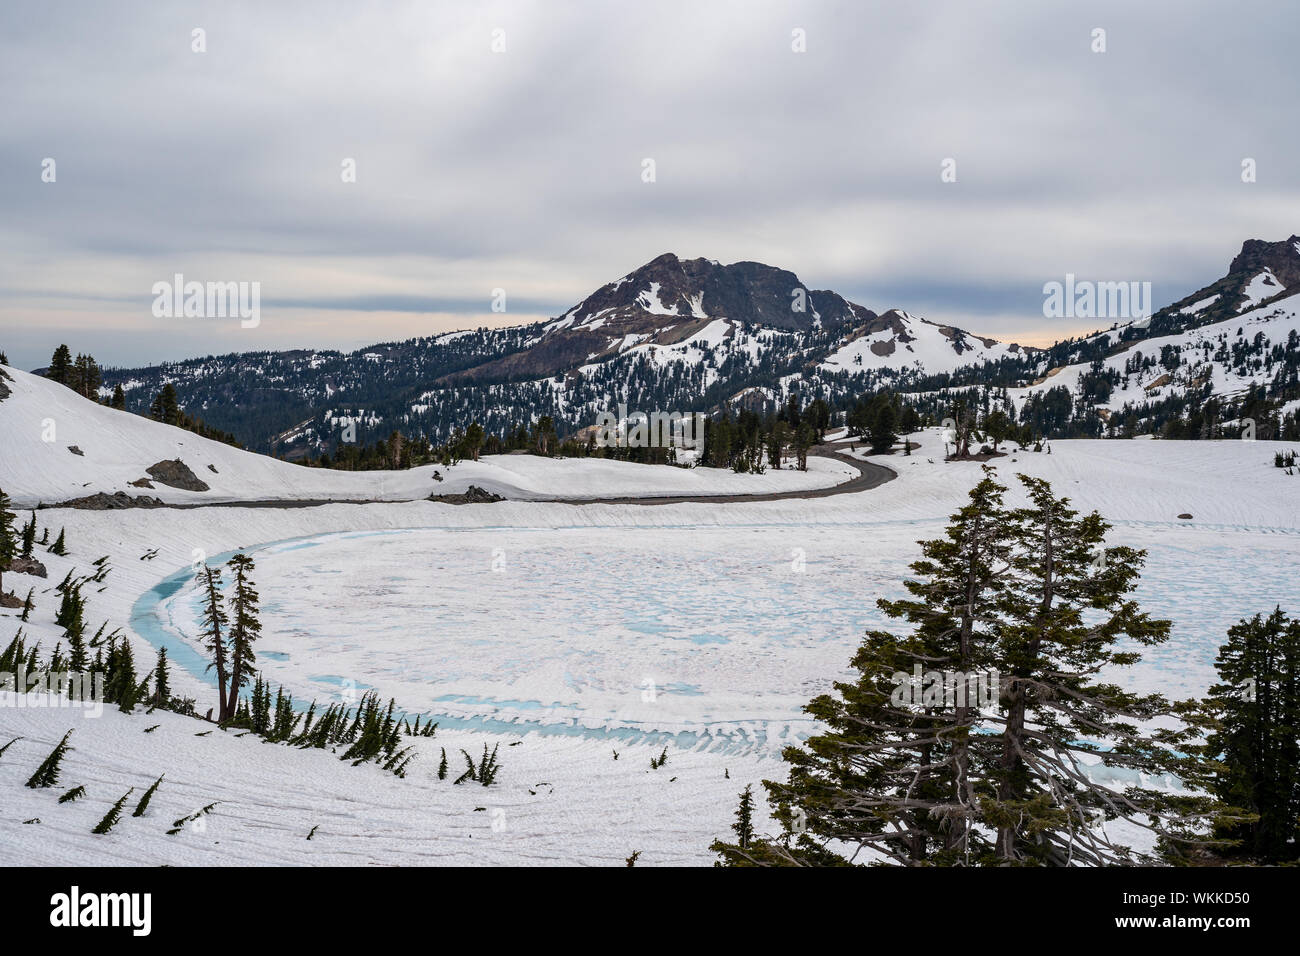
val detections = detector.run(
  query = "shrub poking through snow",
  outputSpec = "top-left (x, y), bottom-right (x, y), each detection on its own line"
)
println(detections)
top-left (337, 691), bottom-right (414, 776)
top-left (92, 789), bottom-right (133, 835)
top-left (25, 730), bottom-right (73, 788)
top-left (650, 747), bottom-right (668, 770)
top-left (167, 802), bottom-right (218, 835)
top-left (133, 775), bottom-right (164, 817)
top-left (57, 785), bottom-right (86, 804)
top-left (453, 744), bottom-right (500, 786)
top-left (0, 736), bottom-right (22, 760)
top-left (407, 714), bottom-right (437, 737)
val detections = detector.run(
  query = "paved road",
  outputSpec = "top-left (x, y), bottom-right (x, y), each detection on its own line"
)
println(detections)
top-left (50, 445), bottom-right (895, 510)
top-left (541, 444), bottom-right (896, 507)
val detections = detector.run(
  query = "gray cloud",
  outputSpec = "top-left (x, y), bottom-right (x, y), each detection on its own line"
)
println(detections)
top-left (2, 0), bottom-right (1297, 367)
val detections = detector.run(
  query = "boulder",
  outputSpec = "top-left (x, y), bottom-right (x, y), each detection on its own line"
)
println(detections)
top-left (145, 459), bottom-right (210, 492)
top-left (5, 556), bottom-right (47, 578)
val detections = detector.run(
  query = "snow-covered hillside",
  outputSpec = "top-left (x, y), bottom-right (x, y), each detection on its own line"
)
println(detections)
top-left (822, 308), bottom-right (1032, 375)
top-left (0, 365), bottom-right (854, 508)
top-left (0, 692), bottom-right (773, 866)
top-left (1008, 291), bottom-right (1300, 417)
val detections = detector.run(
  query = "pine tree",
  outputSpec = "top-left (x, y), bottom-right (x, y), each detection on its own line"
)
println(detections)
top-left (0, 488), bottom-right (17, 597)
top-left (47, 344), bottom-right (73, 386)
top-left (1192, 608), bottom-right (1300, 862)
top-left (62, 586), bottom-right (88, 700)
top-left (197, 563), bottom-right (231, 719)
top-left (20, 588), bottom-right (33, 621)
top-left (20, 511), bottom-right (35, 559)
top-left (149, 383), bottom-right (180, 425)
top-left (50, 527), bottom-right (67, 556)
top-left (249, 673), bottom-right (271, 733)
top-left (715, 473), bottom-right (1212, 867)
top-left (722, 474), bottom-right (1014, 865)
top-left (152, 646), bottom-right (171, 710)
top-left (868, 402), bottom-right (898, 454)
top-left (224, 554), bottom-right (260, 721)
top-left (732, 785), bottom-right (755, 849)
top-left (25, 730), bottom-right (73, 788)
top-left (464, 422), bottom-right (485, 461)
top-left (983, 475), bottom-right (1200, 865)
top-left (71, 353), bottom-right (101, 400)
top-left (438, 748), bottom-right (448, 780)
top-left (106, 639), bottom-right (138, 713)
top-left (111, 385), bottom-right (126, 409)
top-left (92, 788), bottom-right (133, 834)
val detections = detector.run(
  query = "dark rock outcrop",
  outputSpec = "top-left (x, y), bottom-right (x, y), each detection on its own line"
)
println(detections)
top-left (6, 556), bottom-right (48, 578)
top-left (145, 459), bottom-right (210, 492)
top-left (59, 491), bottom-right (166, 510)
top-left (428, 484), bottom-right (504, 505)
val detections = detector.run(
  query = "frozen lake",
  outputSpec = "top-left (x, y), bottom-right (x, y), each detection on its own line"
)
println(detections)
top-left (133, 519), bottom-right (1300, 753)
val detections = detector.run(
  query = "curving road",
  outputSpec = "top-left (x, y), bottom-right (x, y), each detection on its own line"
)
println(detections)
top-left (51, 445), bottom-right (895, 510)
top-left (541, 444), bottom-right (896, 507)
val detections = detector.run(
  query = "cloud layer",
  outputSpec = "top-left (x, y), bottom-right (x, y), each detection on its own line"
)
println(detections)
top-left (2, 0), bottom-right (1297, 367)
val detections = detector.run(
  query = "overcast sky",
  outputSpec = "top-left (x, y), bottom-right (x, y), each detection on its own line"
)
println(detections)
top-left (2, 0), bottom-right (1298, 370)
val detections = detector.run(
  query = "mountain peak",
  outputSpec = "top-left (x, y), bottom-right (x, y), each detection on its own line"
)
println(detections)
top-left (553, 253), bottom-right (856, 334)
top-left (1229, 235), bottom-right (1300, 288)
top-left (1147, 232), bottom-right (1300, 336)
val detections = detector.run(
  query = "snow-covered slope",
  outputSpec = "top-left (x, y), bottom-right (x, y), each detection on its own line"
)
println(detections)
top-left (1008, 290), bottom-right (1300, 415)
top-left (0, 365), bottom-right (853, 507)
top-left (821, 308), bottom-right (1032, 375)
top-left (0, 692), bottom-right (774, 866)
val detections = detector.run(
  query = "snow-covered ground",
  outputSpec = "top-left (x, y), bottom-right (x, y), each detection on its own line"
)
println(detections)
top-left (3, 369), bottom-right (1299, 865)
top-left (0, 365), bottom-right (854, 508)
top-left (0, 694), bottom-right (774, 866)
